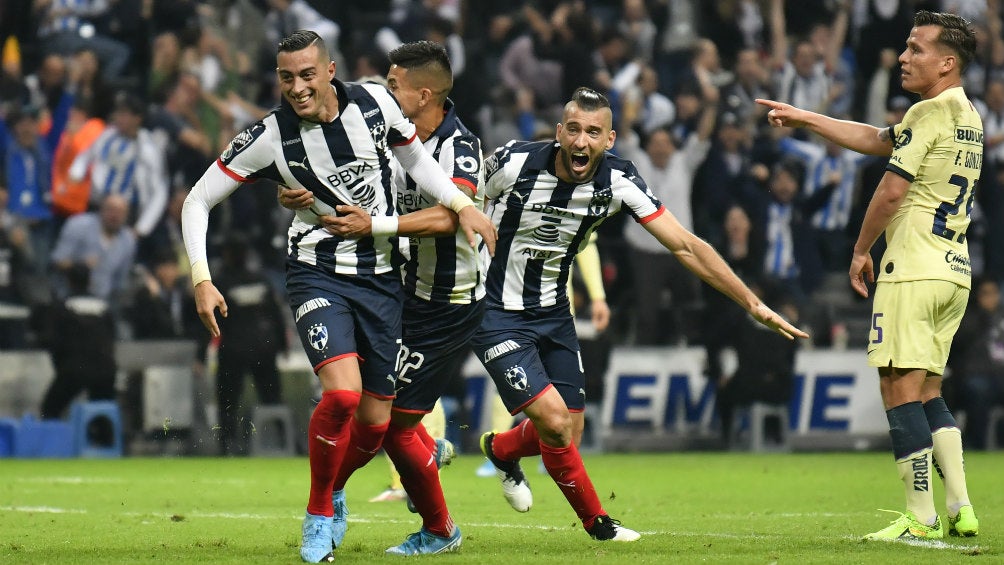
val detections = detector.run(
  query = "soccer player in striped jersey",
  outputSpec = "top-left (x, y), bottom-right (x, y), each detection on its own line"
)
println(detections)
top-left (282, 39), bottom-right (482, 556)
top-left (473, 87), bottom-right (807, 541)
top-left (758, 11), bottom-right (981, 541)
top-left (180, 31), bottom-right (495, 563)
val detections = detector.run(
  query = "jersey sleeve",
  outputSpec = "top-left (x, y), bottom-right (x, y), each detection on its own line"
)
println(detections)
top-left (367, 84), bottom-right (418, 146)
top-left (887, 101), bottom-right (942, 182)
top-left (442, 133), bottom-right (482, 194)
top-left (218, 120), bottom-right (275, 181)
top-left (483, 141), bottom-right (517, 201)
top-left (615, 161), bottom-right (664, 223)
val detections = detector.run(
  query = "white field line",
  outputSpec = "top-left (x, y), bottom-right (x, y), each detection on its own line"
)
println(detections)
top-left (0, 504), bottom-right (984, 552)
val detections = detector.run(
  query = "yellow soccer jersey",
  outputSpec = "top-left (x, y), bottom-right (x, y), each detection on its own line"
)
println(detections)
top-left (883, 87), bottom-right (982, 288)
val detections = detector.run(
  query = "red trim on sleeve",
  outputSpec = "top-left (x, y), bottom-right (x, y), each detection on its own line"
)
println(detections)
top-left (452, 177), bottom-right (477, 195)
top-left (638, 205), bottom-right (666, 225)
top-left (216, 159), bottom-right (248, 183)
top-left (391, 132), bottom-right (419, 147)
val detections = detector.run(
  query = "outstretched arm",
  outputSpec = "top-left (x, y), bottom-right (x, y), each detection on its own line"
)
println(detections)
top-left (756, 98), bottom-right (894, 156)
top-left (643, 212), bottom-right (809, 341)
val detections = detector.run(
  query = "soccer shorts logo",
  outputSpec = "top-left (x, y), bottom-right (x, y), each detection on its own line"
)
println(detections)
top-left (504, 365), bottom-right (528, 391)
top-left (307, 323), bottom-right (328, 351)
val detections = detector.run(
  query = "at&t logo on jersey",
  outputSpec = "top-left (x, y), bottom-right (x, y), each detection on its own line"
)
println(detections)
top-left (307, 323), bottom-right (328, 351)
top-left (505, 365), bottom-right (528, 391)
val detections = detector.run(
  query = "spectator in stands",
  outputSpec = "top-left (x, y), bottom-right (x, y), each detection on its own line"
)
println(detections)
top-left (50, 96), bottom-right (105, 225)
top-left (949, 276), bottom-right (1004, 450)
top-left (776, 131), bottom-right (870, 272)
top-left (146, 73), bottom-right (214, 188)
top-left (38, 262), bottom-right (117, 419)
top-left (622, 64), bottom-right (674, 135)
top-left (977, 77), bottom-right (1004, 281)
top-left (129, 248), bottom-right (200, 342)
top-left (263, 0), bottom-right (344, 76)
top-left (752, 158), bottom-right (828, 306)
top-left (716, 282), bottom-right (799, 448)
top-left (24, 53), bottom-right (73, 152)
top-left (693, 111), bottom-right (768, 245)
top-left (703, 204), bottom-right (765, 390)
top-left (720, 48), bottom-right (771, 128)
top-left (619, 70), bottom-right (717, 345)
top-left (0, 185), bottom-right (33, 348)
top-left (3, 105), bottom-right (54, 276)
top-left (211, 232), bottom-right (287, 456)
top-left (50, 193), bottom-right (136, 306)
top-left (616, 0), bottom-right (657, 63)
top-left (68, 48), bottom-right (112, 120)
top-left (34, 0), bottom-right (131, 81)
top-left (69, 91), bottom-right (168, 239)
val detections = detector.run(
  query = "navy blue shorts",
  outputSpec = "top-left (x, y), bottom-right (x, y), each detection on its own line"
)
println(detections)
top-left (286, 261), bottom-right (403, 399)
top-left (469, 304), bottom-right (585, 415)
top-left (393, 298), bottom-right (485, 413)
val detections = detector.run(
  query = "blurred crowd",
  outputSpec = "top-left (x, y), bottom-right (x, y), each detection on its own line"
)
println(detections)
top-left (1, 0), bottom-right (1003, 379)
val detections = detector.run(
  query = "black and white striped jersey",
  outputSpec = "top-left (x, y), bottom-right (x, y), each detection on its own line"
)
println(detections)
top-left (483, 140), bottom-right (664, 310)
top-left (394, 99), bottom-right (485, 304)
top-left (217, 79), bottom-right (413, 275)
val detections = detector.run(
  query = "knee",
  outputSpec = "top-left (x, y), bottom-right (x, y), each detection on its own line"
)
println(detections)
top-left (532, 411), bottom-right (573, 447)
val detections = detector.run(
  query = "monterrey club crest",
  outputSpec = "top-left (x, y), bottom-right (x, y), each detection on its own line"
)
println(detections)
top-left (307, 323), bottom-right (328, 351)
top-left (504, 365), bottom-right (528, 391)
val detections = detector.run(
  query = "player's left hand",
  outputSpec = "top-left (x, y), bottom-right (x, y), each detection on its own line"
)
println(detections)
top-left (591, 299), bottom-right (610, 333)
top-left (458, 206), bottom-right (497, 256)
top-left (750, 302), bottom-right (810, 341)
top-left (849, 250), bottom-right (874, 298)
top-left (320, 205), bottom-right (371, 238)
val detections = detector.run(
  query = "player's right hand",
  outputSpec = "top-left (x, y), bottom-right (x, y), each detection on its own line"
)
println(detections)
top-left (321, 205), bottom-right (372, 238)
top-left (755, 98), bottom-right (809, 129)
top-left (194, 281), bottom-right (228, 338)
top-left (458, 206), bottom-right (497, 256)
top-left (750, 302), bottom-right (810, 341)
top-left (277, 184), bottom-right (314, 210)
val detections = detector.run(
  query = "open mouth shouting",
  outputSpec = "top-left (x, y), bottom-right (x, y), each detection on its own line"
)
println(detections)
top-left (570, 152), bottom-right (591, 175)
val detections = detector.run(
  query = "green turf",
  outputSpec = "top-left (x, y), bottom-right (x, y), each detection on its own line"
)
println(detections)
top-left (0, 451), bottom-right (999, 564)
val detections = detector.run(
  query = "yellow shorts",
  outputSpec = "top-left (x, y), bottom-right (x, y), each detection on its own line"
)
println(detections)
top-left (867, 280), bottom-right (969, 375)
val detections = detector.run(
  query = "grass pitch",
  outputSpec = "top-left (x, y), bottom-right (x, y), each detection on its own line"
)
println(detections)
top-left (0, 451), bottom-right (1000, 564)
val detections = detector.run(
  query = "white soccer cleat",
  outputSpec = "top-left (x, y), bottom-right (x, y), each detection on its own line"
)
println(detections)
top-left (480, 432), bottom-right (532, 512)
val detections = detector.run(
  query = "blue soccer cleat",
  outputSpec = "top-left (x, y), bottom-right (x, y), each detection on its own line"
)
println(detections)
top-left (385, 526), bottom-right (462, 555)
top-left (434, 438), bottom-right (456, 468)
top-left (331, 489), bottom-right (349, 548)
top-left (300, 512), bottom-right (334, 563)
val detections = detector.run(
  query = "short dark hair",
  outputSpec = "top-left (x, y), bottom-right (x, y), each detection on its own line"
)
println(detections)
top-left (914, 10), bottom-right (977, 71)
top-left (388, 41), bottom-right (453, 100)
top-left (277, 30), bottom-right (328, 59)
top-left (388, 40), bottom-right (452, 76)
top-left (569, 87), bottom-right (610, 112)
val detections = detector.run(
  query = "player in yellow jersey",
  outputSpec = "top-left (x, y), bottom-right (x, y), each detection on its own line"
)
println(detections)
top-left (756, 10), bottom-right (979, 540)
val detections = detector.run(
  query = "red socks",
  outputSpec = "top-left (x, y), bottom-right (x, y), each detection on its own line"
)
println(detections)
top-left (383, 423), bottom-right (453, 538)
top-left (540, 440), bottom-right (604, 528)
top-left (306, 390), bottom-right (361, 516)
top-left (332, 418), bottom-right (389, 491)
top-left (490, 419), bottom-right (542, 460)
